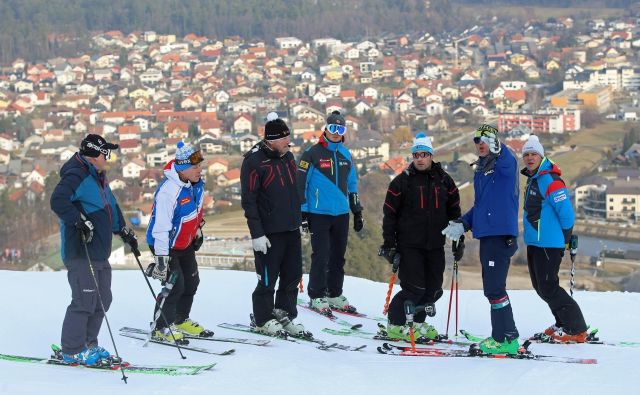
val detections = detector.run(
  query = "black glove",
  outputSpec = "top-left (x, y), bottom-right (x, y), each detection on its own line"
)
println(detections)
top-left (378, 246), bottom-right (397, 265)
top-left (353, 212), bottom-right (364, 232)
top-left (151, 255), bottom-right (170, 281)
top-left (193, 228), bottom-right (204, 251)
top-left (349, 192), bottom-right (363, 215)
top-left (75, 214), bottom-right (94, 244)
top-left (300, 213), bottom-right (310, 234)
top-left (119, 227), bottom-right (139, 255)
top-left (452, 236), bottom-right (465, 261)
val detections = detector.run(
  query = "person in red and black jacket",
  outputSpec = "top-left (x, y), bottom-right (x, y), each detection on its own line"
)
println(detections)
top-left (379, 133), bottom-right (462, 341)
top-left (240, 112), bottom-right (306, 337)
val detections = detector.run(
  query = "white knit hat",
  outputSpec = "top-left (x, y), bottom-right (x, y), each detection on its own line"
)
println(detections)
top-left (522, 135), bottom-right (544, 157)
top-left (412, 132), bottom-right (433, 154)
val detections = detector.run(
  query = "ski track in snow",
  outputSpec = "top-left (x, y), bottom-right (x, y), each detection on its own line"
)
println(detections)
top-left (0, 269), bottom-right (638, 395)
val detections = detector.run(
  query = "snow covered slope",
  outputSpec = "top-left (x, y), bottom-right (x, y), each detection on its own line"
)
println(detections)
top-left (0, 269), bottom-right (638, 395)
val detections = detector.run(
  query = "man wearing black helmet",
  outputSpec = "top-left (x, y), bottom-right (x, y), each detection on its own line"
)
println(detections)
top-left (50, 134), bottom-right (138, 366)
top-left (297, 110), bottom-right (363, 315)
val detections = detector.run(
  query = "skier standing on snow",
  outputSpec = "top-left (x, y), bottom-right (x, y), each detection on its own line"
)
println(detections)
top-left (240, 113), bottom-right (307, 336)
top-left (146, 141), bottom-right (209, 343)
top-left (520, 135), bottom-right (588, 342)
top-left (297, 110), bottom-right (363, 315)
top-left (442, 124), bottom-right (521, 355)
top-left (50, 134), bottom-right (138, 366)
top-left (379, 133), bottom-right (462, 341)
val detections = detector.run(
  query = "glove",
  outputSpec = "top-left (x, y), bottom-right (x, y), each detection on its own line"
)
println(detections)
top-left (441, 220), bottom-right (465, 242)
top-left (378, 246), bottom-right (398, 265)
top-left (193, 228), bottom-right (204, 251)
top-left (483, 134), bottom-right (501, 155)
top-left (252, 236), bottom-right (271, 254)
top-left (119, 227), bottom-right (139, 254)
top-left (452, 236), bottom-right (465, 261)
top-left (349, 193), bottom-right (363, 215)
top-left (353, 212), bottom-right (364, 232)
top-left (75, 214), bottom-right (94, 244)
top-left (152, 255), bottom-right (170, 281)
top-left (300, 213), bottom-right (310, 235)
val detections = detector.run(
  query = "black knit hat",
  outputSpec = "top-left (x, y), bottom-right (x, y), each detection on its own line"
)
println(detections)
top-left (264, 112), bottom-right (290, 141)
top-left (326, 110), bottom-right (345, 126)
top-left (80, 134), bottom-right (119, 157)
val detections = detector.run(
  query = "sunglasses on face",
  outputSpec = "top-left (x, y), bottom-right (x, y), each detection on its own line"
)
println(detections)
top-left (176, 150), bottom-right (204, 166)
top-left (412, 152), bottom-right (431, 159)
top-left (326, 124), bottom-right (347, 136)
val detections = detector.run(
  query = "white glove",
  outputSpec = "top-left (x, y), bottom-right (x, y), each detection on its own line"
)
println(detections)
top-left (152, 255), bottom-right (170, 281)
top-left (441, 221), bottom-right (466, 242)
top-left (252, 236), bottom-right (271, 254)
top-left (481, 135), bottom-right (501, 155)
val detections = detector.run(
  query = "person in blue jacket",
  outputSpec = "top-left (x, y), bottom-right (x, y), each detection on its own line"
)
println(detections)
top-left (50, 134), bottom-right (138, 366)
top-left (521, 135), bottom-right (588, 343)
top-left (297, 110), bottom-right (363, 314)
top-left (442, 124), bottom-right (520, 355)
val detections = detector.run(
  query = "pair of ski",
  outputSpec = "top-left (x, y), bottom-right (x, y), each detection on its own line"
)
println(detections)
top-left (376, 341), bottom-right (598, 364)
top-left (119, 326), bottom-right (273, 355)
top-left (0, 344), bottom-right (216, 376)
top-left (217, 323), bottom-right (367, 352)
top-left (296, 298), bottom-right (384, 324)
top-left (462, 329), bottom-right (640, 348)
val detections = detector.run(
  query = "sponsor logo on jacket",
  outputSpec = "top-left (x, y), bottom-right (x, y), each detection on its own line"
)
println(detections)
top-left (180, 197), bottom-right (191, 205)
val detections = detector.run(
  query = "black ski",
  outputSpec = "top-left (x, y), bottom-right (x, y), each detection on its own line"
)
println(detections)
top-left (120, 326), bottom-right (270, 346)
top-left (119, 332), bottom-right (235, 355)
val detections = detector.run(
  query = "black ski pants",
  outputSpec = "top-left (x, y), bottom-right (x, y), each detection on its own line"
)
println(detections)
top-left (61, 259), bottom-right (112, 355)
top-left (252, 230), bottom-right (302, 326)
top-left (480, 236), bottom-right (519, 342)
top-left (307, 213), bottom-right (349, 299)
top-left (527, 245), bottom-right (587, 334)
top-left (388, 247), bottom-right (445, 325)
top-left (155, 245), bottom-right (200, 329)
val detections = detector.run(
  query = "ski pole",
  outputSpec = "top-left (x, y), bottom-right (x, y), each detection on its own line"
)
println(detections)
top-left (146, 272), bottom-right (177, 346)
top-left (404, 300), bottom-right (417, 352)
top-left (80, 234), bottom-right (128, 384)
top-left (455, 259), bottom-right (459, 336)
top-left (446, 237), bottom-right (462, 338)
top-left (298, 278), bottom-right (304, 293)
top-left (132, 252), bottom-right (186, 359)
top-left (569, 235), bottom-right (578, 298)
top-left (382, 252), bottom-right (401, 315)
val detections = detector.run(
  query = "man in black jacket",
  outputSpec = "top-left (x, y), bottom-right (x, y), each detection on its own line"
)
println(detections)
top-left (240, 113), bottom-right (306, 336)
top-left (379, 133), bottom-right (462, 341)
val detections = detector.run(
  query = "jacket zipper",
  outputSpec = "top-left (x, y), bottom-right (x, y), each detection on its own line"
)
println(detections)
top-left (276, 163), bottom-right (285, 186)
top-left (434, 186), bottom-right (439, 209)
top-left (419, 186), bottom-right (424, 209)
top-left (333, 152), bottom-right (338, 185)
top-left (315, 188), bottom-right (319, 208)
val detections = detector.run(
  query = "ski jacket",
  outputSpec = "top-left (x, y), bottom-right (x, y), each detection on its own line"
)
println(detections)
top-left (461, 143), bottom-right (520, 238)
top-left (146, 160), bottom-right (204, 255)
top-left (383, 162), bottom-right (461, 250)
top-left (297, 135), bottom-right (358, 216)
top-left (522, 158), bottom-right (574, 248)
top-left (241, 141), bottom-right (301, 238)
top-left (50, 153), bottom-right (125, 262)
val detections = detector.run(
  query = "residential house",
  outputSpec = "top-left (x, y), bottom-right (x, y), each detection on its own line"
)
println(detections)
top-left (123, 158), bottom-right (146, 179)
top-left (217, 168), bottom-right (241, 187)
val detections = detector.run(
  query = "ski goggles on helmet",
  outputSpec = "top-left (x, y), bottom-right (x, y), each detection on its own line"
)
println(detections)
top-left (473, 124), bottom-right (498, 144)
top-left (175, 149), bottom-right (204, 166)
top-left (326, 124), bottom-right (347, 136)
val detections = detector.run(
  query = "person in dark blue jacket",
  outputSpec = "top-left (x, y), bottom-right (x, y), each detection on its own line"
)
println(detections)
top-left (442, 124), bottom-right (520, 355)
top-left (50, 134), bottom-right (137, 366)
top-left (297, 110), bottom-right (363, 315)
top-left (521, 135), bottom-right (588, 342)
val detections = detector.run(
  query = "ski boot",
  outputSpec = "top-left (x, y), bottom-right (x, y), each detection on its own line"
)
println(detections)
top-left (414, 322), bottom-right (439, 340)
top-left (176, 318), bottom-right (214, 338)
top-left (385, 324), bottom-right (416, 342)
top-left (86, 344), bottom-right (121, 365)
top-left (310, 297), bottom-right (333, 316)
top-left (59, 347), bottom-right (106, 367)
top-left (327, 294), bottom-right (357, 313)
top-left (543, 324), bottom-right (562, 337)
top-left (550, 328), bottom-right (588, 343)
top-left (273, 308), bottom-right (313, 339)
top-left (152, 324), bottom-right (189, 345)
top-left (253, 318), bottom-right (287, 337)
top-left (477, 337), bottom-right (520, 355)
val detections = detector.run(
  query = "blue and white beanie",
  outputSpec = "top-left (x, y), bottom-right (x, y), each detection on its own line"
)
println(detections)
top-left (174, 141), bottom-right (196, 171)
top-left (412, 132), bottom-right (433, 154)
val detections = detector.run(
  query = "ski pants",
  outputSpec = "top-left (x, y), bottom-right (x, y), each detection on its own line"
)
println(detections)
top-left (154, 244), bottom-right (200, 329)
top-left (252, 230), bottom-right (302, 326)
top-left (61, 259), bottom-right (112, 355)
top-left (388, 247), bottom-right (445, 325)
top-left (527, 245), bottom-right (587, 334)
top-left (307, 213), bottom-right (349, 299)
top-left (479, 236), bottom-right (519, 342)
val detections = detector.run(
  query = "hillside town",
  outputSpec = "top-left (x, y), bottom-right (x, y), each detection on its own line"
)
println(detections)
top-left (1, 10), bottom-right (640, 268)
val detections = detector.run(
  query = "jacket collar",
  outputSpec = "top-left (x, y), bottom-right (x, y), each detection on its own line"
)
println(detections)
top-left (164, 160), bottom-right (192, 187)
